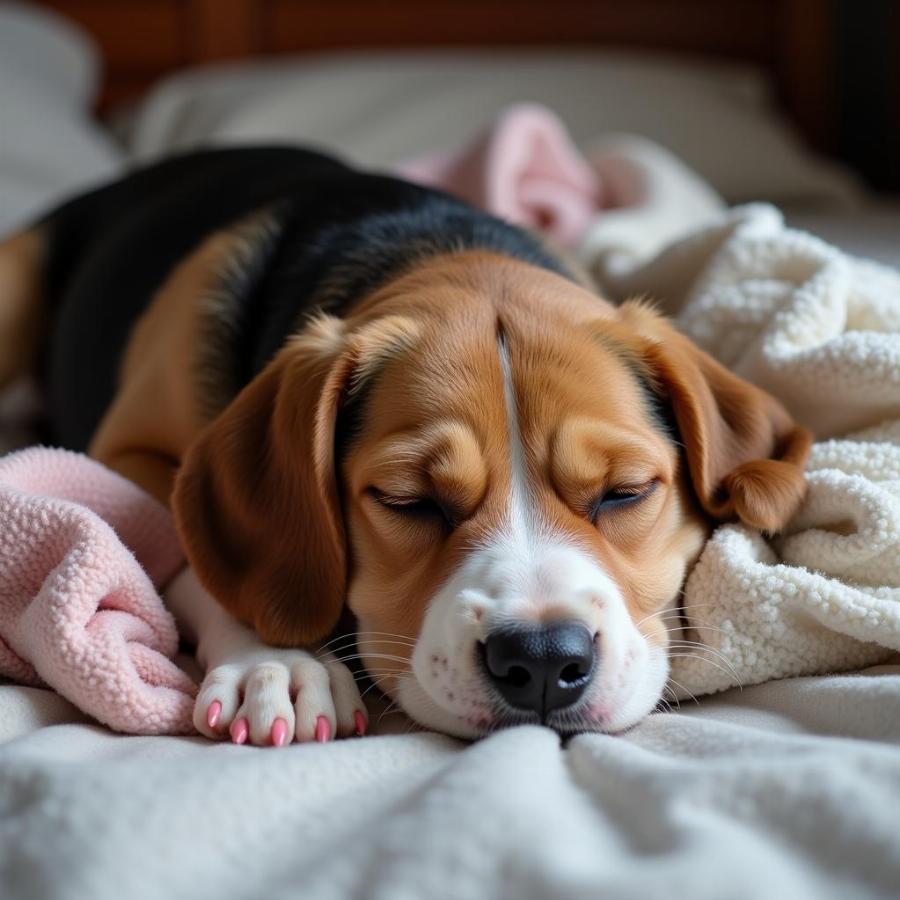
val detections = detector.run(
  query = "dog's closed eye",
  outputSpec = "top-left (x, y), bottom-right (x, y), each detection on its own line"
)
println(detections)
top-left (588, 479), bottom-right (659, 523)
top-left (368, 487), bottom-right (458, 528)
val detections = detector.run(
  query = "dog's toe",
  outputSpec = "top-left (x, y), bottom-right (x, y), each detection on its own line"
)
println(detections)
top-left (290, 657), bottom-right (337, 743)
top-left (236, 663), bottom-right (296, 745)
top-left (324, 658), bottom-right (368, 737)
top-left (194, 665), bottom-right (242, 739)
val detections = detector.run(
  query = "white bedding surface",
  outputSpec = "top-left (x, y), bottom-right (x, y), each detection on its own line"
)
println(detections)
top-left (3, 662), bottom-right (900, 900)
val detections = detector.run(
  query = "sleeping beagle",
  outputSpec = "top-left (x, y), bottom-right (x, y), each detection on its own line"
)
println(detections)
top-left (0, 147), bottom-right (811, 744)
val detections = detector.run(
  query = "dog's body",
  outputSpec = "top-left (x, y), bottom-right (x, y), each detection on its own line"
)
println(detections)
top-left (0, 147), bottom-right (811, 744)
top-left (37, 147), bottom-right (566, 491)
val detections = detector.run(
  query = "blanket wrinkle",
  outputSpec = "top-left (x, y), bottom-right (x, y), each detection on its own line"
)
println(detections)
top-left (0, 446), bottom-right (196, 734)
top-left (587, 203), bottom-right (900, 698)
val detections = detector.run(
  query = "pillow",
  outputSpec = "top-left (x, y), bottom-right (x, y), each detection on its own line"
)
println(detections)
top-left (0, 2), bottom-right (122, 236)
top-left (119, 50), bottom-right (862, 207)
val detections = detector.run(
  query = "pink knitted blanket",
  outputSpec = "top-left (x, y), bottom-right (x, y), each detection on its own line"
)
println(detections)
top-left (0, 447), bottom-right (196, 734)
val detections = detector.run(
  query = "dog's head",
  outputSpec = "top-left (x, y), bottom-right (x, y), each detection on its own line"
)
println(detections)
top-left (173, 252), bottom-right (811, 737)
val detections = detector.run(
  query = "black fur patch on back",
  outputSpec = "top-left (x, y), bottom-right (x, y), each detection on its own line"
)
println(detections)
top-left (38, 146), bottom-right (578, 449)
top-left (232, 192), bottom-right (575, 383)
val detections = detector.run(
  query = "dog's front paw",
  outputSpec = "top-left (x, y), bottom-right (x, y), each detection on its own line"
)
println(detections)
top-left (194, 647), bottom-right (367, 747)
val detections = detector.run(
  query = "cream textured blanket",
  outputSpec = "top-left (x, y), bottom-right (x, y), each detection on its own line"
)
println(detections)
top-left (590, 203), bottom-right (900, 698)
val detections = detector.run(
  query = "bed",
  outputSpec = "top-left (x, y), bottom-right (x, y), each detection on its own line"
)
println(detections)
top-left (1, 4), bottom-right (899, 899)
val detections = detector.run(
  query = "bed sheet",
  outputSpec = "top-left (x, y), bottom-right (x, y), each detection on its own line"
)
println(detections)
top-left (2, 659), bottom-right (900, 900)
top-left (116, 50), bottom-right (862, 209)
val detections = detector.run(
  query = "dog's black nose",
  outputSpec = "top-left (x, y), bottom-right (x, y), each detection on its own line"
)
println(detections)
top-left (481, 622), bottom-right (595, 718)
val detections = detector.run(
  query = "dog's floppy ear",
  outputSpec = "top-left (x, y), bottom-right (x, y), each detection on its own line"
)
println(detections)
top-left (617, 301), bottom-right (812, 533)
top-left (172, 313), bottom-right (419, 647)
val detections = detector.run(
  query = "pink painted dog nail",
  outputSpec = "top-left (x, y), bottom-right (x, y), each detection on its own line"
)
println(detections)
top-left (207, 700), bottom-right (222, 729)
top-left (271, 718), bottom-right (289, 748)
top-left (354, 710), bottom-right (367, 737)
top-left (230, 718), bottom-right (249, 745)
top-left (315, 716), bottom-right (332, 743)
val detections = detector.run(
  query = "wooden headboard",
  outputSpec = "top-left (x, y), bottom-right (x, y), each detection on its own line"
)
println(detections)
top-left (37, 1), bottom-right (832, 140)
top-left (34, 0), bottom-right (900, 188)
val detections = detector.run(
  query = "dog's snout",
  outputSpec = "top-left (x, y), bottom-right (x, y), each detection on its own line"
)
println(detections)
top-left (480, 622), bottom-right (595, 718)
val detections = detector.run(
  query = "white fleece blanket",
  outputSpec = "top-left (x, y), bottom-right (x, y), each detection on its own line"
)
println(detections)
top-left (586, 204), bottom-right (900, 699)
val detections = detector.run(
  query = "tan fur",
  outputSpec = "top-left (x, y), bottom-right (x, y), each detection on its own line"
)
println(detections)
top-left (170, 311), bottom-right (428, 646)
top-left (609, 301), bottom-right (812, 532)
top-left (89, 212), bottom-right (285, 504)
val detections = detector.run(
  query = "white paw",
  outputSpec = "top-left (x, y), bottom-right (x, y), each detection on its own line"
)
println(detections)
top-left (162, 565), bottom-right (367, 747)
top-left (194, 646), bottom-right (368, 746)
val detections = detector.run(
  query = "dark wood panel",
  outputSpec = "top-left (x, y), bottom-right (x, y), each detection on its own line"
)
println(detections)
top-left (33, 0), bottom-right (848, 158)
top-left (187, 0), bottom-right (262, 60)
top-left (777, 0), bottom-right (835, 149)
top-left (40, 0), bottom-right (186, 69)
top-left (264, 0), bottom-right (773, 58)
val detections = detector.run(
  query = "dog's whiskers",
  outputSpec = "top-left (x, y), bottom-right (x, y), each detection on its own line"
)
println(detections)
top-left (663, 674), bottom-right (701, 706)
top-left (659, 622), bottom-right (729, 635)
top-left (668, 652), bottom-right (743, 688)
top-left (668, 639), bottom-right (741, 677)
top-left (377, 701), bottom-right (401, 724)
top-left (360, 674), bottom-right (407, 701)
top-left (315, 631), bottom-right (416, 654)
top-left (661, 686), bottom-right (683, 711)
top-left (328, 651), bottom-right (411, 666)
top-left (633, 601), bottom-right (721, 630)
top-left (316, 644), bottom-right (415, 664)
top-left (655, 695), bottom-right (675, 714)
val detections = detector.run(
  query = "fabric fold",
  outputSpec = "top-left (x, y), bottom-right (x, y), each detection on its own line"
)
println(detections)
top-left (587, 204), bottom-right (900, 697)
top-left (0, 447), bottom-right (196, 734)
